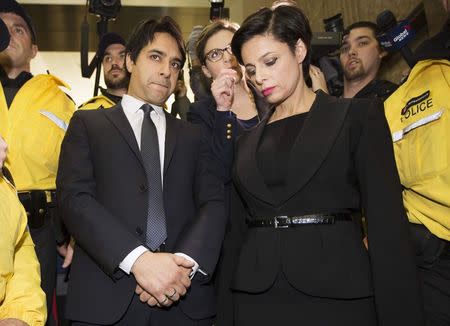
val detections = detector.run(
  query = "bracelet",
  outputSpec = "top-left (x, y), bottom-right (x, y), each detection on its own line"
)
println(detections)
top-left (217, 105), bottom-right (231, 112)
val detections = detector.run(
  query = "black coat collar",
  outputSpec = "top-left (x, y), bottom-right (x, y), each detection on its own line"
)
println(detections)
top-left (235, 91), bottom-right (350, 207)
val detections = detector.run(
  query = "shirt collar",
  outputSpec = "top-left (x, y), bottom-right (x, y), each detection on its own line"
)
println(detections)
top-left (0, 69), bottom-right (33, 88)
top-left (121, 94), bottom-right (165, 116)
top-left (100, 87), bottom-right (122, 104)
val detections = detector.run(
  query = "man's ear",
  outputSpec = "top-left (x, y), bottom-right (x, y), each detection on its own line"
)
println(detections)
top-left (379, 49), bottom-right (387, 59)
top-left (30, 44), bottom-right (38, 60)
top-left (295, 38), bottom-right (307, 64)
top-left (201, 64), bottom-right (212, 79)
top-left (125, 53), bottom-right (133, 74)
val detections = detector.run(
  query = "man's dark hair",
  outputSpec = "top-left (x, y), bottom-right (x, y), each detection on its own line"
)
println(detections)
top-left (196, 19), bottom-right (239, 66)
top-left (231, 5), bottom-right (312, 80)
top-left (126, 16), bottom-right (186, 66)
top-left (342, 21), bottom-right (382, 47)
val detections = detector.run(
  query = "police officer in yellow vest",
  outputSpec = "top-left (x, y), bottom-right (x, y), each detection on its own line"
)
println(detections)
top-left (385, 3), bottom-right (450, 324)
top-left (0, 136), bottom-right (47, 326)
top-left (79, 32), bottom-right (128, 110)
top-left (384, 17), bottom-right (450, 323)
top-left (0, 1), bottom-right (75, 324)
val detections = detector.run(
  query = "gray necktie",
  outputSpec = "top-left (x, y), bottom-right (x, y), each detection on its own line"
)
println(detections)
top-left (140, 104), bottom-right (167, 251)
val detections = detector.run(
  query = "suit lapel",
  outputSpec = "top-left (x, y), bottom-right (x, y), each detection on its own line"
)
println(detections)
top-left (283, 92), bottom-right (350, 204)
top-left (236, 91), bottom-right (350, 207)
top-left (104, 104), bottom-right (144, 169)
top-left (163, 111), bottom-right (179, 175)
top-left (235, 108), bottom-right (275, 205)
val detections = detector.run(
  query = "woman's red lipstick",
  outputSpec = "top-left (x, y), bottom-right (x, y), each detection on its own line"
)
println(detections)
top-left (262, 86), bottom-right (275, 96)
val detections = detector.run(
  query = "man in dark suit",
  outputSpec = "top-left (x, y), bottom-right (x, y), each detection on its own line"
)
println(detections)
top-left (56, 16), bottom-right (226, 326)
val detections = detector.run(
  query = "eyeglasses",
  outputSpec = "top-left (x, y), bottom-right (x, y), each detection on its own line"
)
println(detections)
top-left (204, 44), bottom-right (233, 62)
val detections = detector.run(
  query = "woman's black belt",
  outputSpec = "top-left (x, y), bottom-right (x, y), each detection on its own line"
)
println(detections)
top-left (247, 213), bottom-right (353, 228)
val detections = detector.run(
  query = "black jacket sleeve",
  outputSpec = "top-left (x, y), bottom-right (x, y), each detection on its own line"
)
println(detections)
top-left (354, 99), bottom-right (424, 326)
top-left (188, 98), bottom-right (238, 183)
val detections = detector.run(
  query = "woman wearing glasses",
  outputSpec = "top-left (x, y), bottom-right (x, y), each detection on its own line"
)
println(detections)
top-left (188, 20), bottom-right (268, 182)
top-left (216, 5), bottom-right (424, 326)
top-left (187, 22), bottom-right (269, 323)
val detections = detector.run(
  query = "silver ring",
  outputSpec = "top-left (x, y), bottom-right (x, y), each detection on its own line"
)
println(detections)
top-left (167, 288), bottom-right (177, 299)
top-left (161, 297), bottom-right (169, 304)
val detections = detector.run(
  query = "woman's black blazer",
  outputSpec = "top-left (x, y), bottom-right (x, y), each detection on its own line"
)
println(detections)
top-left (219, 91), bottom-right (423, 326)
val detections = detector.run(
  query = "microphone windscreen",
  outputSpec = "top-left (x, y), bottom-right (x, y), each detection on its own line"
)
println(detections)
top-left (0, 19), bottom-right (10, 52)
top-left (376, 10), bottom-right (397, 33)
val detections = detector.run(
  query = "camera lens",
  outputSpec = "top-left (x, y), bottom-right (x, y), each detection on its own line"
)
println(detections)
top-left (323, 13), bottom-right (344, 32)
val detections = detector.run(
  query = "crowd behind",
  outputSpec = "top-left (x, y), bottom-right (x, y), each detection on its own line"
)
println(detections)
top-left (0, 0), bottom-right (449, 325)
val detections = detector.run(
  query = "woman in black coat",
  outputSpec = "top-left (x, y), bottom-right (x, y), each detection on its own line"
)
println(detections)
top-left (216, 5), bottom-right (424, 326)
top-left (187, 20), bottom-right (268, 183)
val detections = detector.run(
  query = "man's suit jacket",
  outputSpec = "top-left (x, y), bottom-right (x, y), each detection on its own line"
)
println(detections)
top-left (217, 92), bottom-right (424, 326)
top-left (56, 104), bottom-right (226, 324)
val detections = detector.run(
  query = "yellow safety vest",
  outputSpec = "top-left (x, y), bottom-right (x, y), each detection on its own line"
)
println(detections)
top-left (384, 59), bottom-right (450, 241)
top-left (0, 74), bottom-right (75, 191)
top-left (78, 94), bottom-right (116, 110)
top-left (0, 176), bottom-right (46, 325)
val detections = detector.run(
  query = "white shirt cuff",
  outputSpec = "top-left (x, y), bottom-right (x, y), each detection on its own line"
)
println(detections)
top-left (119, 246), bottom-right (149, 274)
top-left (174, 252), bottom-right (207, 279)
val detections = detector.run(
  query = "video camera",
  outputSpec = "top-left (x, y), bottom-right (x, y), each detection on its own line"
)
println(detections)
top-left (80, 0), bottom-right (122, 96)
top-left (311, 13), bottom-right (343, 62)
top-left (310, 13), bottom-right (344, 96)
top-left (210, 0), bottom-right (229, 21)
top-left (89, 0), bottom-right (121, 20)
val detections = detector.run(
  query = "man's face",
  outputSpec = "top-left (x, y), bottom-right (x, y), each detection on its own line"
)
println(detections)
top-left (339, 27), bottom-right (385, 82)
top-left (126, 32), bottom-right (182, 106)
top-left (102, 43), bottom-right (129, 90)
top-left (0, 12), bottom-right (37, 69)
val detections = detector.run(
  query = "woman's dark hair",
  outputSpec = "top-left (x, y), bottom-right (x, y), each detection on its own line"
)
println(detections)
top-left (231, 5), bottom-right (312, 79)
top-left (195, 19), bottom-right (240, 66)
top-left (126, 16), bottom-right (186, 66)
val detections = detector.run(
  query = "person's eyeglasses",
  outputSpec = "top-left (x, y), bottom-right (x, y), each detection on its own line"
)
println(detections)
top-left (204, 44), bottom-right (233, 62)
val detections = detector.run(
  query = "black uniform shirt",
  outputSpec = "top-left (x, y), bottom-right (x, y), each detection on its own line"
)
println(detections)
top-left (354, 79), bottom-right (398, 102)
top-left (0, 68), bottom-right (32, 108)
top-left (100, 87), bottom-right (122, 104)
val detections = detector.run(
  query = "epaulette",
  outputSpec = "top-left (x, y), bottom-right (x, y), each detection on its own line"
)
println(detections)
top-left (39, 72), bottom-right (75, 104)
top-left (78, 97), bottom-right (98, 109)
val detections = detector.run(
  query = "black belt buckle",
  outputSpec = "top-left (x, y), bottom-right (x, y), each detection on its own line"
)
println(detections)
top-left (274, 216), bottom-right (290, 228)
